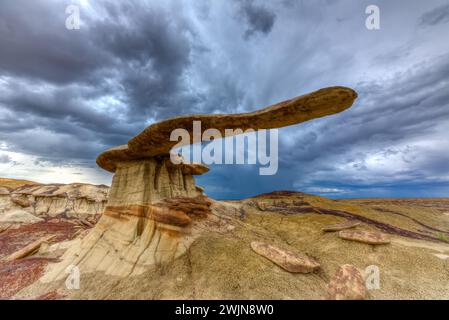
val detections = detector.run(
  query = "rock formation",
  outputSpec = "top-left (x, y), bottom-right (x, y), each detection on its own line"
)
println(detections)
top-left (0, 183), bottom-right (108, 220)
top-left (36, 86), bottom-right (357, 281)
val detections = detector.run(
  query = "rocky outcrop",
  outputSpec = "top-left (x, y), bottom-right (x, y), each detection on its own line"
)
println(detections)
top-left (250, 241), bottom-right (320, 273)
top-left (11, 195), bottom-right (32, 208)
top-left (0, 183), bottom-right (108, 221)
top-left (39, 158), bottom-right (212, 280)
top-left (0, 209), bottom-right (43, 224)
top-left (327, 264), bottom-right (367, 300)
top-left (338, 230), bottom-right (390, 245)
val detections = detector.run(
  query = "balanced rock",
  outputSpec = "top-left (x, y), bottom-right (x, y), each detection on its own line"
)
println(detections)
top-left (339, 230), bottom-right (390, 245)
top-left (250, 241), bottom-right (320, 273)
top-left (327, 264), bottom-right (367, 300)
top-left (39, 86), bottom-right (356, 281)
top-left (322, 220), bottom-right (360, 232)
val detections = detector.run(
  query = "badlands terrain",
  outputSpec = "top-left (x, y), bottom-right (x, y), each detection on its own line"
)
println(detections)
top-left (0, 87), bottom-right (447, 300)
top-left (1, 177), bottom-right (448, 300)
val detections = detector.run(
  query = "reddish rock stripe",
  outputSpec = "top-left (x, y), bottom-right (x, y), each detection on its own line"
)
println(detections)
top-left (104, 205), bottom-right (192, 226)
top-left (104, 196), bottom-right (212, 226)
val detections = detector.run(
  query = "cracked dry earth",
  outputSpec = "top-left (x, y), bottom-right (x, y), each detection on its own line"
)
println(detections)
top-left (2, 183), bottom-right (449, 299)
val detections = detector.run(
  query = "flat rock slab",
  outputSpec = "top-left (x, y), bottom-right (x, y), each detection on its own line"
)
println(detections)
top-left (250, 241), bottom-right (320, 273)
top-left (339, 230), bottom-right (390, 245)
top-left (327, 264), bottom-right (367, 300)
top-left (97, 87), bottom-right (357, 172)
top-left (322, 220), bottom-right (360, 232)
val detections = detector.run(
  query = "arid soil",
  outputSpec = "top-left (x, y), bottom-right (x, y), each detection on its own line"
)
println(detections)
top-left (1, 180), bottom-right (449, 300)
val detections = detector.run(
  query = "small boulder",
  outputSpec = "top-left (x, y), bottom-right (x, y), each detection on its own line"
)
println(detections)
top-left (339, 230), bottom-right (390, 245)
top-left (322, 220), bottom-right (360, 232)
top-left (250, 241), bottom-right (320, 273)
top-left (327, 264), bottom-right (367, 300)
top-left (10, 195), bottom-right (32, 208)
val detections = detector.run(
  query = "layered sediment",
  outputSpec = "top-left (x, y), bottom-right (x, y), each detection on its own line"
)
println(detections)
top-left (40, 158), bottom-right (212, 280)
top-left (0, 183), bottom-right (108, 221)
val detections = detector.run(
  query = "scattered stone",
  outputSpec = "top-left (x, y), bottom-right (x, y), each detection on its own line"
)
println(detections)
top-left (322, 220), bottom-right (360, 232)
top-left (339, 230), bottom-right (390, 245)
top-left (79, 218), bottom-right (94, 228)
top-left (327, 264), bottom-right (367, 300)
top-left (250, 241), bottom-right (320, 273)
top-left (3, 235), bottom-right (55, 262)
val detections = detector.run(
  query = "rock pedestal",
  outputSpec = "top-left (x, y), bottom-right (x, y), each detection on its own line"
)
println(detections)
top-left (41, 157), bottom-right (211, 280)
top-left (40, 86), bottom-right (357, 282)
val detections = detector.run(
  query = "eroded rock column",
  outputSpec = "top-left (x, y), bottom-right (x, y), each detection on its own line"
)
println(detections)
top-left (41, 157), bottom-right (211, 280)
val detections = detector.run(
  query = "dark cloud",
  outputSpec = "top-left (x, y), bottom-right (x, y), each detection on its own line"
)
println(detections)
top-left (0, 0), bottom-right (448, 198)
top-left (420, 3), bottom-right (449, 26)
top-left (0, 154), bottom-right (12, 164)
top-left (0, 0), bottom-right (111, 84)
top-left (238, 0), bottom-right (276, 39)
top-left (0, 0), bottom-right (197, 162)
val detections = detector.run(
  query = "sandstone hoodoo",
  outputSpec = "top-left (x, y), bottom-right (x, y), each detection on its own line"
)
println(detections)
top-left (39, 86), bottom-right (358, 282)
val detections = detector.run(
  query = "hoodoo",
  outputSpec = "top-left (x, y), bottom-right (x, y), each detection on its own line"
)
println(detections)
top-left (40, 86), bottom-right (357, 281)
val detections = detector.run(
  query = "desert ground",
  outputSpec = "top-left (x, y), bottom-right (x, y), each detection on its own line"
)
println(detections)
top-left (0, 178), bottom-right (448, 300)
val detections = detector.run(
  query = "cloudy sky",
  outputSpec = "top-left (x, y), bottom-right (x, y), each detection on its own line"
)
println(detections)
top-left (1, 0), bottom-right (449, 199)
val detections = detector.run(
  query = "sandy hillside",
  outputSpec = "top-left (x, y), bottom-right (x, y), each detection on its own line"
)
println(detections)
top-left (0, 178), bottom-right (40, 189)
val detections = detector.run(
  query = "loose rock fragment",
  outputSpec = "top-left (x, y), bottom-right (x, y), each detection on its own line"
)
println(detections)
top-left (339, 230), bottom-right (390, 245)
top-left (250, 241), bottom-right (320, 273)
top-left (3, 235), bottom-right (55, 262)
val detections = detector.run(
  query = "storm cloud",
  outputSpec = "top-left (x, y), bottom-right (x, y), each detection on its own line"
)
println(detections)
top-left (0, 0), bottom-right (448, 198)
